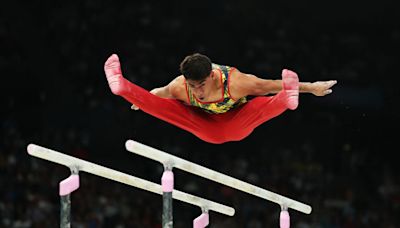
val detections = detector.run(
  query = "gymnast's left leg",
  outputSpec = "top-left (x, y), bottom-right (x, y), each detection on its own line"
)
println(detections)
top-left (214, 69), bottom-right (299, 142)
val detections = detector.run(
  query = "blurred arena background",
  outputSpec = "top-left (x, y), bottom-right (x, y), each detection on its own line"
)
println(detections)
top-left (1, 1), bottom-right (399, 227)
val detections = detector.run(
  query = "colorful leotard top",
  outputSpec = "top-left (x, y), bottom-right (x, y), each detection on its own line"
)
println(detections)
top-left (185, 63), bottom-right (247, 114)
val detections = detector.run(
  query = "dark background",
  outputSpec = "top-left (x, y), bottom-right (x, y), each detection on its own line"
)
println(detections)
top-left (1, 1), bottom-right (399, 227)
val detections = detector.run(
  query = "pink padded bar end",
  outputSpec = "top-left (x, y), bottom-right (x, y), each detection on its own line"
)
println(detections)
top-left (161, 170), bottom-right (174, 192)
top-left (280, 210), bottom-right (290, 228)
top-left (193, 213), bottom-right (209, 228)
top-left (59, 175), bottom-right (80, 196)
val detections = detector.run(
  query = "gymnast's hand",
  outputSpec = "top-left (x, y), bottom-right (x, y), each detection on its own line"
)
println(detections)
top-left (309, 80), bottom-right (337, 96)
top-left (131, 104), bottom-right (139, 110)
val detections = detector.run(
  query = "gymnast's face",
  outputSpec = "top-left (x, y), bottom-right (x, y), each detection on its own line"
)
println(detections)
top-left (187, 71), bottom-right (216, 101)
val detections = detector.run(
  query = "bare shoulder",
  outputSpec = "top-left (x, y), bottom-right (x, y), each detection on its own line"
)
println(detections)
top-left (168, 75), bottom-right (185, 91)
top-left (230, 68), bottom-right (249, 82)
top-left (229, 69), bottom-right (262, 98)
top-left (230, 68), bottom-right (254, 84)
top-left (228, 69), bottom-right (251, 99)
top-left (168, 75), bottom-right (187, 101)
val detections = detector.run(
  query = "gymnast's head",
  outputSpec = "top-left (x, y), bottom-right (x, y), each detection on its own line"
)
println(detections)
top-left (180, 53), bottom-right (215, 100)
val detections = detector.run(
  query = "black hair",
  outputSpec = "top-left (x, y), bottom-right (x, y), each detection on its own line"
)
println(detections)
top-left (179, 53), bottom-right (212, 81)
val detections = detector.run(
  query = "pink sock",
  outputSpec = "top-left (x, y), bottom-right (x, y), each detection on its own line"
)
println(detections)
top-left (104, 54), bottom-right (126, 95)
top-left (282, 69), bottom-right (299, 110)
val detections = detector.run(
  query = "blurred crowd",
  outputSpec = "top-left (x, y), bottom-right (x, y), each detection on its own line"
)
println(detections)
top-left (1, 1), bottom-right (399, 227)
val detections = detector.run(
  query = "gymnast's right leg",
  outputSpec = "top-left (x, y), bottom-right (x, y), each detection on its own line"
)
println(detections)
top-left (103, 54), bottom-right (222, 142)
top-left (103, 54), bottom-right (196, 122)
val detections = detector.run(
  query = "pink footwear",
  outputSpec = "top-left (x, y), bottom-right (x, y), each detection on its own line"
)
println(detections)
top-left (282, 69), bottom-right (299, 110)
top-left (104, 54), bottom-right (125, 95)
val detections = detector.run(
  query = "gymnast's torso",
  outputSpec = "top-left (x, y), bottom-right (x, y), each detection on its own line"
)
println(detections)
top-left (185, 64), bottom-right (247, 114)
top-left (170, 64), bottom-right (247, 114)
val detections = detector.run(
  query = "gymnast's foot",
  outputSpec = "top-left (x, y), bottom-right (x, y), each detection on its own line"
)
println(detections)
top-left (104, 54), bottom-right (126, 95)
top-left (282, 69), bottom-right (299, 110)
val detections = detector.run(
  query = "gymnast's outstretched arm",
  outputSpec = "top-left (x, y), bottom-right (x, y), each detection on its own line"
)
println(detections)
top-left (228, 70), bottom-right (337, 98)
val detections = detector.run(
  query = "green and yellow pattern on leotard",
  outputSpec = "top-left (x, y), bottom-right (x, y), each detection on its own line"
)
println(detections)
top-left (186, 64), bottom-right (247, 114)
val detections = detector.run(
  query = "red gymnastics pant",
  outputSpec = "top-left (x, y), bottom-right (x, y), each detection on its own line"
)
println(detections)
top-left (105, 54), bottom-right (294, 144)
top-left (112, 78), bottom-right (290, 144)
